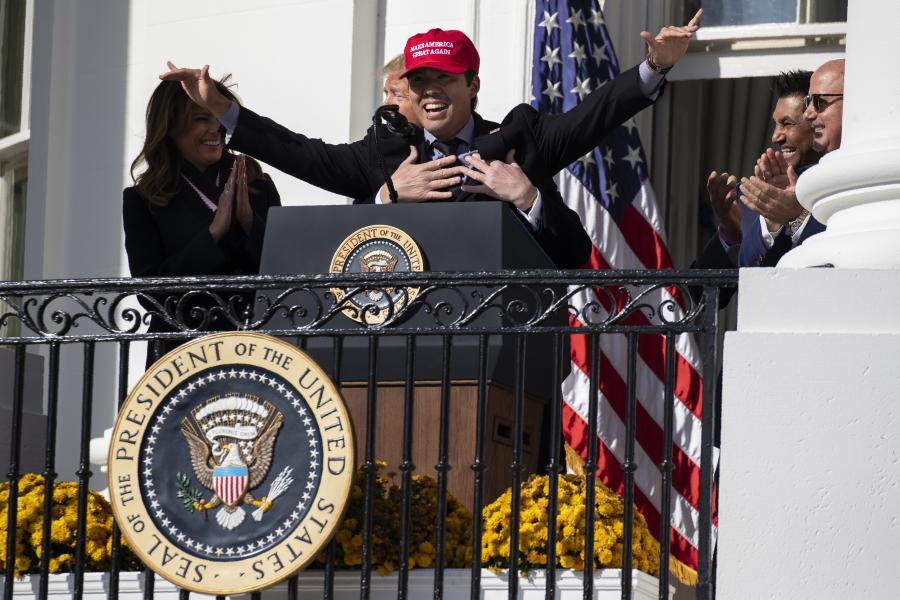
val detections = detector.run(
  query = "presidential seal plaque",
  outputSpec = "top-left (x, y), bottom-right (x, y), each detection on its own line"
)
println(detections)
top-left (329, 224), bottom-right (424, 325)
top-left (108, 332), bottom-right (354, 595)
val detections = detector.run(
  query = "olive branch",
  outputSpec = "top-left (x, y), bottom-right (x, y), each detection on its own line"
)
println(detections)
top-left (175, 472), bottom-right (205, 513)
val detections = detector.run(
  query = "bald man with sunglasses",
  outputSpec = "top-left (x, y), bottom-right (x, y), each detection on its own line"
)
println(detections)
top-left (738, 58), bottom-right (844, 267)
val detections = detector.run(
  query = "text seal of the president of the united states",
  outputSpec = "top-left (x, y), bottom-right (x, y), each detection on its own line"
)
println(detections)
top-left (329, 224), bottom-right (424, 325)
top-left (108, 332), bottom-right (355, 595)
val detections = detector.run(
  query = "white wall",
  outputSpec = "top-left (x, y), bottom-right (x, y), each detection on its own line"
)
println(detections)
top-left (720, 268), bottom-right (900, 598)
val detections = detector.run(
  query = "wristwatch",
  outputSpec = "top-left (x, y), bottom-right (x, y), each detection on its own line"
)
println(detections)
top-left (646, 54), bottom-right (672, 75)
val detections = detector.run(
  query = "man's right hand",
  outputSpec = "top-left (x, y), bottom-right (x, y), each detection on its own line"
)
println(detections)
top-left (706, 170), bottom-right (741, 243)
top-left (160, 61), bottom-right (232, 119)
top-left (379, 146), bottom-right (465, 203)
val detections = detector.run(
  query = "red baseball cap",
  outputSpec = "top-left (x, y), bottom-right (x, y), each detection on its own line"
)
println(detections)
top-left (401, 28), bottom-right (480, 78)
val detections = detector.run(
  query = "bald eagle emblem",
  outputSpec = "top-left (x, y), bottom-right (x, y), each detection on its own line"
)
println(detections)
top-left (178, 394), bottom-right (293, 530)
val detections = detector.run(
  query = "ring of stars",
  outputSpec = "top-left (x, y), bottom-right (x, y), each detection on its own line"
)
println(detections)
top-left (139, 367), bottom-right (321, 561)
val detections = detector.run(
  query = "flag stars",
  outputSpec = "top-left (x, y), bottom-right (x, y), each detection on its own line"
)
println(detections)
top-left (589, 8), bottom-right (605, 29)
top-left (577, 152), bottom-right (597, 170)
top-left (622, 145), bottom-right (644, 169)
top-left (566, 7), bottom-right (585, 31)
top-left (542, 80), bottom-right (563, 102)
top-left (603, 148), bottom-right (615, 169)
top-left (592, 44), bottom-right (609, 66)
top-left (622, 119), bottom-right (637, 135)
top-left (540, 45), bottom-right (562, 69)
top-left (538, 10), bottom-right (560, 33)
top-left (570, 76), bottom-right (592, 101)
top-left (606, 183), bottom-right (620, 202)
top-left (568, 42), bottom-right (587, 67)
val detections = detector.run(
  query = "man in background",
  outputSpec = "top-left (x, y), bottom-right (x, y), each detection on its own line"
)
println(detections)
top-left (381, 54), bottom-right (420, 127)
top-left (738, 60), bottom-right (844, 266)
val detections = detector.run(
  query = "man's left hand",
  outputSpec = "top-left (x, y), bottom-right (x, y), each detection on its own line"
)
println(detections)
top-left (460, 150), bottom-right (538, 212)
top-left (640, 8), bottom-right (703, 69)
top-left (740, 166), bottom-right (803, 230)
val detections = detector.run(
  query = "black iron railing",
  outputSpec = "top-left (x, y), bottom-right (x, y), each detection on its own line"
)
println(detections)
top-left (0, 270), bottom-right (736, 600)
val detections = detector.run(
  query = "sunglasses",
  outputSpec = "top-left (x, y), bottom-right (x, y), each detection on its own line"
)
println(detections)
top-left (803, 93), bottom-right (843, 112)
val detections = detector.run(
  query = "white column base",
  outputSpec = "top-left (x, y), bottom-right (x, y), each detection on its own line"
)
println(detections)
top-left (779, 198), bottom-right (900, 267)
top-left (719, 268), bottom-right (900, 598)
top-left (782, 143), bottom-right (900, 268)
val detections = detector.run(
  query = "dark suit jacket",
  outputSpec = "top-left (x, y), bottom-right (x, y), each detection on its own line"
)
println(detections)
top-left (227, 65), bottom-right (655, 269)
top-left (737, 200), bottom-right (825, 267)
top-left (690, 231), bottom-right (738, 308)
top-left (123, 157), bottom-right (281, 345)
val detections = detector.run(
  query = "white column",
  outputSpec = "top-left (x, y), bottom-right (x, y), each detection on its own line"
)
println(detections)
top-left (779, 0), bottom-right (900, 268)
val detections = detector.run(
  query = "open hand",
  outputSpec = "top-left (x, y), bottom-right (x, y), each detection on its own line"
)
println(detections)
top-left (233, 156), bottom-right (253, 234)
top-left (160, 61), bottom-right (232, 118)
top-left (740, 166), bottom-right (803, 230)
top-left (706, 170), bottom-right (741, 242)
top-left (209, 164), bottom-right (237, 241)
top-left (754, 148), bottom-right (792, 190)
top-left (640, 8), bottom-right (703, 69)
top-left (379, 146), bottom-right (464, 203)
top-left (460, 150), bottom-right (538, 212)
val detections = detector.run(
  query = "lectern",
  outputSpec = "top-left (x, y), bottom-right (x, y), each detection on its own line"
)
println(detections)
top-left (258, 202), bottom-right (564, 508)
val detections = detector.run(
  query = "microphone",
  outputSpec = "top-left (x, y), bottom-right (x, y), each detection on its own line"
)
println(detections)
top-left (376, 104), bottom-right (417, 137)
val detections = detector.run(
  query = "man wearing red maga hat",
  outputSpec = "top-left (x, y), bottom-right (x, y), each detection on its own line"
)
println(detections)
top-left (163, 11), bottom-right (701, 269)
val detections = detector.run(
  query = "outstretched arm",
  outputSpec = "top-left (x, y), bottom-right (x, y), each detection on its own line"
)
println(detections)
top-left (523, 9), bottom-right (703, 174)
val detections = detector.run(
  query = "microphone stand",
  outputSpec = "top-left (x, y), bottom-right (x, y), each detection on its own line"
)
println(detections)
top-left (372, 104), bottom-right (414, 204)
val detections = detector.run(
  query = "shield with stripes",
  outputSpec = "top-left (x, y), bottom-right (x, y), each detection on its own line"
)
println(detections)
top-left (213, 464), bottom-right (249, 507)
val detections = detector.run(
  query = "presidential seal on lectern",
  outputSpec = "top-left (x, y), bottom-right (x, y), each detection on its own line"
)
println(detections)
top-left (108, 332), bottom-right (355, 595)
top-left (329, 224), bottom-right (425, 325)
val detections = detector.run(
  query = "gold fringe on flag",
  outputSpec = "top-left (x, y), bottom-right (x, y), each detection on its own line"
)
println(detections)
top-left (563, 442), bottom-right (698, 587)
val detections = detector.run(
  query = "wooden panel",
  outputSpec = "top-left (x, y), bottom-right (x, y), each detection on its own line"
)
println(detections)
top-left (339, 381), bottom-right (545, 511)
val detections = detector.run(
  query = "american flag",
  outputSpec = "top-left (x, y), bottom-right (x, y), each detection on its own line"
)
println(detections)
top-left (531, 0), bottom-right (714, 581)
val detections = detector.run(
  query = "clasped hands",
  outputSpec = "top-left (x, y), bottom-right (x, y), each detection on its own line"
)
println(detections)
top-left (380, 147), bottom-right (538, 212)
top-left (209, 155), bottom-right (254, 241)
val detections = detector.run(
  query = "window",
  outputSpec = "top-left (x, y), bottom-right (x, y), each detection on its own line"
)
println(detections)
top-left (0, 0), bottom-right (30, 336)
top-left (689, 0), bottom-right (847, 27)
top-left (1, 0), bottom-right (27, 138)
